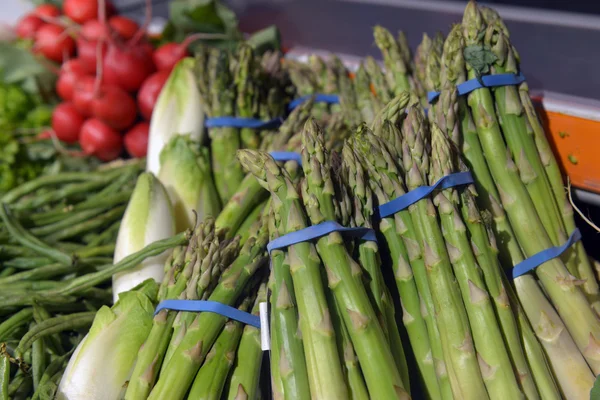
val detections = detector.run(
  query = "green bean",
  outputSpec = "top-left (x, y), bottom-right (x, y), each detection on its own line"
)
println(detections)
top-left (32, 305), bottom-right (64, 356)
top-left (0, 205), bottom-right (72, 265)
top-left (31, 208), bottom-right (108, 236)
top-left (31, 350), bottom-right (72, 400)
top-left (31, 190), bottom-right (132, 227)
top-left (3, 245), bottom-right (113, 270)
top-left (86, 221), bottom-right (121, 247)
top-left (3, 257), bottom-right (52, 270)
top-left (1, 170), bottom-right (125, 204)
top-left (0, 268), bottom-right (15, 278)
top-left (43, 205), bottom-right (126, 242)
top-left (75, 244), bottom-right (115, 258)
top-left (0, 257), bottom-right (112, 285)
top-left (7, 371), bottom-right (31, 398)
top-left (12, 179), bottom-right (113, 211)
top-left (0, 263), bottom-right (68, 282)
top-left (0, 245), bottom-right (34, 259)
top-left (73, 186), bottom-right (133, 212)
top-left (94, 167), bottom-right (137, 196)
top-left (0, 344), bottom-right (10, 400)
top-left (54, 232), bottom-right (188, 296)
top-left (38, 369), bottom-right (63, 400)
top-left (0, 281), bottom-right (63, 293)
top-left (0, 232), bottom-right (188, 308)
top-left (0, 308), bottom-right (33, 341)
top-left (31, 330), bottom-right (46, 391)
top-left (16, 312), bottom-right (95, 357)
top-left (0, 293), bottom-right (78, 310)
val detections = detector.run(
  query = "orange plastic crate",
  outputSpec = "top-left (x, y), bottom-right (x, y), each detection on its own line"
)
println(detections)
top-left (533, 93), bottom-right (600, 194)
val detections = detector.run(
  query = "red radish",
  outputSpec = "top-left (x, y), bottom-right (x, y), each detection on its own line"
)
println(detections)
top-left (103, 44), bottom-right (155, 92)
top-left (56, 59), bottom-right (88, 101)
top-left (73, 76), bottom-right (104, 117)
top-left (34, 24), bottom-right (76, 63)
top-left (124, 122), bottom-right (149, 158)
top-left (137, 70), bottom-right (169, 120)
top-left (51, 103), bottom-right (85, 143)
top-left (63, 0), bottom-right (114, 24)
top-left (152, 42), bottom-right (188, 72)
top-left (34, 4), bottom-right (61, 18)
top-left (152, 33), bottom-right (225, 72)
top-left (80, 20), bottom-right (110, 41)
top-left (92, 86), bottom-right (137, 130)
top-left (79, 118), bottom-right (123, 161)
top-left (108, 16), bottom-right (139, 40)
top-left (77, 38), bottom-right (107, 73)
top-left (15, 15), bottom-right (45, 39)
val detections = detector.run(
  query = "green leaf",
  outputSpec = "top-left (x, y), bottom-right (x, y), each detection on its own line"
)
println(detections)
top-left (164, 0), bottom-right (279, 54)
top-left (0, 43), bottom-right (57, 96)
top-left (168, 0), bottom-right (240, 38)
top-left (463, 44), bottom-right (497, 77)
top-left (246, 25), bottom-right (281, 54)
top-left (591, 375), bottom-right (600, 400)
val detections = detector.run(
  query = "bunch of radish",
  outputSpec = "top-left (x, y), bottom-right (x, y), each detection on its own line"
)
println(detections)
top-left (15, 0), bottom-right (192, 161)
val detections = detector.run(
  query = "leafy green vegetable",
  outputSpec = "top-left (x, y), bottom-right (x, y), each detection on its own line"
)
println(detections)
top-left (463, 44), bottom-right (497, 77)
top-left (163, 0), bottom-right (280, 54)
top-left (0, 42), bottom-right (57, 99)
top-left (592, 375), bottom-right (600, 400)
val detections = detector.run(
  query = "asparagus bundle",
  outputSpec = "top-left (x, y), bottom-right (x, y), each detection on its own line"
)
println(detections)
top-left (147, 220), bottom-right (268, 399)
top-left (419, 2), bottom-right (600, 397)
top-left (239, 123), bottom-right (413, 398)
top-left (197, 45), bottom-right (289, 204)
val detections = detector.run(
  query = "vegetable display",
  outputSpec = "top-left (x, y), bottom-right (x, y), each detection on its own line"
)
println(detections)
top-left (2, 1), bottom-right (600, 399)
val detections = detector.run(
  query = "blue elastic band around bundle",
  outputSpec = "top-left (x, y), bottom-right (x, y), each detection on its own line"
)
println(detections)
top-left (205, 116), bottom-right (284, 130)
top-left (269, 151), bottom-right (302, 165)
top-left (287, 94), bottom-right (340, 110)
top-left (378, 171), bottom-right (474, 218)
top-left (154, 300), bottom-right (260, 328)
top-left (427, 72), bottom-right (526, 103)
top-left (205, 94), bottom-right (340, 129)
top-left (511, 228), bottom-right (582, 279)
top-left (267, 220), bottom-right (376, 254)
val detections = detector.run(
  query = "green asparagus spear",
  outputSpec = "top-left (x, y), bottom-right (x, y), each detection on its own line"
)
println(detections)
top-left (301, 120), bottom-right (409, 399)
top-left (238, 150), bottom-right (348, 399)
top-left (462, 2), bottom-right (599, 393)
top-left (402, 104), bottom-right (488, 399)
top-left (147, 222), bottom-right (268, 399)
top-left (187, 297), bottom-right (252, 400)
top-left (351, 126), bottom-right (449, 400)
top-left (374, 26), bottom-right (412, 94)
top-left (267, 205), bottom-right (310, 400)
top-left (226, 282), bottom-right (267, 400)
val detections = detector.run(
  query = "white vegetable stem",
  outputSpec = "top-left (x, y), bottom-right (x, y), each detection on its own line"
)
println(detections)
top-left (146, 57), bottom-right (204, 175)
top-left (158, 135), bottom-right (221, 232)
top-left (111, 172), bottom-right (175, 302)
top-left (57, 280), bottom-right (158, 400)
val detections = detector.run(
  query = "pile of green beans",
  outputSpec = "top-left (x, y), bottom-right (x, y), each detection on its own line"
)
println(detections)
top-left (0, 159), bottom-right (170, 399)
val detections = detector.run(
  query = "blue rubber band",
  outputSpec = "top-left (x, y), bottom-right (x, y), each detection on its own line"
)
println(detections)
top-left (269, 151), bottom-right (302, 165)
top-left (154, 300), bottom-right (260, 328)
top-left (428, 72), bottom-right (526, 103)
top-left (378, 171), bottom-right (474, 218)
top-left (267, 220), bottom-right (376, 254)
top-left (205, 94), bottom-right (340, 129)
top-left (205, 116), bottom-right (284, 130)
top-left (511, 229), bottom-right (582, 279)
top-left (288, 94), bottom-right (340, 110)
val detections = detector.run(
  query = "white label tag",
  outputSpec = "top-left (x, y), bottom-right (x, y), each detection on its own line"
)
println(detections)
top-left (259, 302), bottom-right (270, 351)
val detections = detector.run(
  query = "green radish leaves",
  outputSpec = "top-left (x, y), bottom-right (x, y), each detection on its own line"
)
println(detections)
top-left (163, 0), bottom-right (280, 54)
